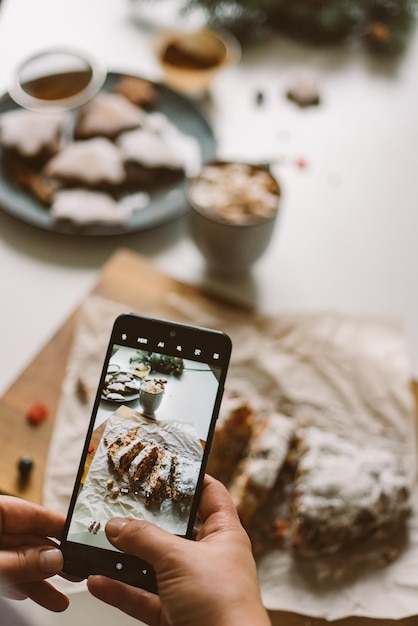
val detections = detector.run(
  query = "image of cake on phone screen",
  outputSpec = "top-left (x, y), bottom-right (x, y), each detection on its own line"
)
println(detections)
top-left (67, 343), bottom-right (223, 551)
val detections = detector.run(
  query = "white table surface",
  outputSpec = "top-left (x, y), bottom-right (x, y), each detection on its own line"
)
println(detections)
top-left (1, 0), bottom-right (418, 622)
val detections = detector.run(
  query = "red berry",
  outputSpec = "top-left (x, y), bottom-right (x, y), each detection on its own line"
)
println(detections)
top-left (26, 402), bottom-right (49, 425)
top-left (295, 158), bottom-right (308, 169)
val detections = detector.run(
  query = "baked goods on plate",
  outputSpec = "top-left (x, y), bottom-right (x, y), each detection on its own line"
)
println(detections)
top-left (0, 108), bottom-right (67, 165)
top-left (0, 72), bottom-right (216, 234)
top-left (74, 92), bottom-right (146, 140)
top-left (45, 137), bottom-right (126, 190)
top-left (117, 127), bottom-right (185, 188)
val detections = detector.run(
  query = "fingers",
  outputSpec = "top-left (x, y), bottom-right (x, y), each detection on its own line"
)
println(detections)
top-left (16, 580), bottom-right (69, 612)
top-left (1, 535), bottom-right (59, 551)
top-left (1, 579), bottom-right (69, 612)
top-left (88, 575), bottom-right (161, 626)
top-left (0, 545), bottom-right (64, 584)
top-left (197, 475), bottom-right (242, 535)
top-left (0, 497), bottom-right (68, 613)
top-left (104, 476), bottom-right (242, 563)
top-left (0, 496), bottom-right (65, 542)
top-left (198, 474), bottom-right (238, 519)
top-left (104, 517), bottom-right (184, 568)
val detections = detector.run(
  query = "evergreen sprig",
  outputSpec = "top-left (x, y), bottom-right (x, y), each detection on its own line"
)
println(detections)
top-left (183, 0), bottom-right (418, 54)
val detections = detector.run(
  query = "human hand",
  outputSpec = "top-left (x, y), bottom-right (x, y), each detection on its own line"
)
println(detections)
top-left (88, 475), bottom-right (271, 626)
top-left (0, 495), bottom-right (69, 612)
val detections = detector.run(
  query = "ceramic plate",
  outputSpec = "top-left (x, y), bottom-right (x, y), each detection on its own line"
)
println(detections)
top-left (0, 72), bottom-right (216, 235)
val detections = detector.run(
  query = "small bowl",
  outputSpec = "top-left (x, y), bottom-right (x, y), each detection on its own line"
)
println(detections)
top-left (187, 160), bottom-right (281, 276)
top-left (9, 47), bottom-right (106, 112)
top-left (152, 27), bottom-right (240, 95)
top-left (131, 362), bottom-right (151, 379)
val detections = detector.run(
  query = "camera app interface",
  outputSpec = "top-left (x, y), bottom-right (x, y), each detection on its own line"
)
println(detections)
top-left (67, 332), bottom-right (224, 552)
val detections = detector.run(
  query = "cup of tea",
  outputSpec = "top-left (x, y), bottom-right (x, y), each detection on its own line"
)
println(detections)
top-left (138, 378), bottom-right (166, 416)
top-left (9, 47), bottom-right (106, 112)
top-left (152, 27), bottom-right (240, 95)
top-left (187, 160), bottom-right (281, 276)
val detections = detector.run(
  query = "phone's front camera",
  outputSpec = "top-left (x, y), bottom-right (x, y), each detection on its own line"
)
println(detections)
top-left (169, 330), bottom-right (176, 337)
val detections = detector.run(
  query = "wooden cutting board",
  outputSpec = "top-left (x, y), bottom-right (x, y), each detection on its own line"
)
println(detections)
top-left (1, 247), bottom-right (417, 626)
top-left (0, 247), bottom-right (232, 506)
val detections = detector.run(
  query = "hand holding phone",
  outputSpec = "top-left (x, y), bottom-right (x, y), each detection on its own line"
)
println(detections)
top-left (60, 313), bottom-right (231, 593)
top-left (88, 475), bottom-right (272, 626)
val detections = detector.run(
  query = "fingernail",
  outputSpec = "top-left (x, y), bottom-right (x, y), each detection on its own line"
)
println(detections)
top-left (106, 517), bottom-right (129, 538)
top-left (40, 547), bottom-right (64, 574)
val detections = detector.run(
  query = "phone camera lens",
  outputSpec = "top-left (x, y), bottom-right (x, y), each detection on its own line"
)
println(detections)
top-left (169, 330), bottom-right (176, 337)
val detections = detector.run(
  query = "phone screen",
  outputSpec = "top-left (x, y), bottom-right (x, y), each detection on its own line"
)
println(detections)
top-left (61, 313), bottom-right (231, 591)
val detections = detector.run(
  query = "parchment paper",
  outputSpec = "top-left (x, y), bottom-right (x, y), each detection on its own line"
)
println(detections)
top-left (44, 293), bottom-right (418, 620)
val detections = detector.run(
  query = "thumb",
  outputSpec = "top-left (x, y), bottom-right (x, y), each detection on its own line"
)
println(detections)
top-left (105, 518), bottom-right (184, 568)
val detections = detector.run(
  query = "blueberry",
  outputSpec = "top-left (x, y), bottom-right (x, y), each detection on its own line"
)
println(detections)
top-left (17, 455), bottom-right (34, 477)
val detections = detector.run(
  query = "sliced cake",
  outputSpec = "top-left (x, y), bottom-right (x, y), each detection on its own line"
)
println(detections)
top-left (289, 427), bottom-right (411, 557)
top-left (207, 386), bottom-right (255, 485)
top-left (128, 442), bottom-right (159, 485)
top-left (143, 448), bottom-right (173, 506)
top-left (171, 454), bottom-right (201, 510)
top-left (229, 412), bottom-right (295, 530)
top-left (107, 429), bottom-right (144, 475)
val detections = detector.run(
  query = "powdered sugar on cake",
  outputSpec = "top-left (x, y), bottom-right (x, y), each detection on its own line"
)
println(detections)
top-left (105, 420), bottom-right (202, 509)
top-left (74, 92), bottom-right (146, 139)
top-left (45, 137), bottom-right (125, 186)
top-left (51, 189), bottom-right (134, 224)
top-left (117, 128), bottom-right (186, 170)
top-left (289, 426), bottom-right (410, 556)
top-left (207, 380), bottom-right (412, 568)
top-left (294, 427), bottom-right (407, 512)
top-left (229, 412), bottom-right (295, 530)
top-left (0, 109), bottom-right (66, 159)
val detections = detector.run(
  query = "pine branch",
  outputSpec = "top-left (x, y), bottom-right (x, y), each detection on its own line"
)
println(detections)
top-left (183, 0), bottom-right (418, 53)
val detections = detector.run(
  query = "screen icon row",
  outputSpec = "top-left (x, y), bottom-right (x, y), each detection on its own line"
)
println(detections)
top-left (120, 333), bottom-right (221, 360)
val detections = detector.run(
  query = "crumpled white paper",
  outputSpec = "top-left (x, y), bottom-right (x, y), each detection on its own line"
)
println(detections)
top-left (69, 407), bottom-right (203, 543)
top-left (44, 293), bottom-right (418, 620)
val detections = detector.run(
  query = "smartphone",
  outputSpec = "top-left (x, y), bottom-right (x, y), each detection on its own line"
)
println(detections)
top-left (60, 313), bottom-right (232, 593)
